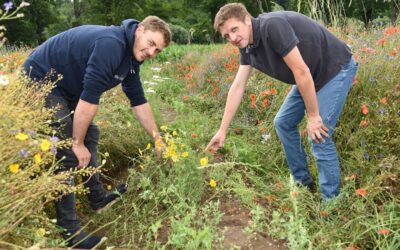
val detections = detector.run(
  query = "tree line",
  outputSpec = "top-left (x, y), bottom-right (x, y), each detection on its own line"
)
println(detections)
top-left (3, 0), bottom-right (400, 46)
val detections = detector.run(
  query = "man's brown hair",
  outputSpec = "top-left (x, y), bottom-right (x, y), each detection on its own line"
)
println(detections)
top-left (213, 3), bottom-right (252, 32)
top-left (139, 16), bottom-right (172, 46)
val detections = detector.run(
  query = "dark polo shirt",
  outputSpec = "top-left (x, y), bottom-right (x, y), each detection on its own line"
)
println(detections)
top-left (240, 11), bottom-right (352, 91)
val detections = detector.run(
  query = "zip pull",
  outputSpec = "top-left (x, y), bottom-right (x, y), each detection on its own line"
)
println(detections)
top-left (131, 57), bottom-right (135, 74)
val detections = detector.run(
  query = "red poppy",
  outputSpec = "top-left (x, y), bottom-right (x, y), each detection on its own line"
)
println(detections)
top-left (377, 229), bottom-right (390, 235)
top-left (360, 120), bottom-right (368, 128)
top-left (378, 37), bottom-right (387, 46)
top-left (356, 188), bottom-right (367, 197)
top-left (361, 104), bottom-right (369, 115)
top-left (260, 90), bottom-right (268, 97)
top-left (262, 99), bottom-right (269, 108)
top-left (379, 97), bottom-right (387, 105)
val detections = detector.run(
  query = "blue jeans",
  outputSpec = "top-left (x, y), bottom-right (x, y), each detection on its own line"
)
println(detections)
top-left (274, 57), bottom-right (358, 199)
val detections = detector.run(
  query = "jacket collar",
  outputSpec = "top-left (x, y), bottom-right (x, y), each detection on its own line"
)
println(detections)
top-left (121, 19), bottom-right (143, 65)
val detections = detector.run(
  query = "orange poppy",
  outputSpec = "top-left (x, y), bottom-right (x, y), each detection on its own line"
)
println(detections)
top-left (356, 188), bottom-right (367, 197)
top-left (262, 99), bottom-right (269, 108)
top-left (361, 104), bottom-right (368, 115)
top-left (377, 229), bottom-right (390, 235)
top-left (360, 120), bottom-right (368, 128)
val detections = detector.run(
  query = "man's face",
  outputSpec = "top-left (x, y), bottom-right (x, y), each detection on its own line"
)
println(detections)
top-left (133, 26), bottom-right (166, 62)
top-left (219, 16), bottom-right (253, 48)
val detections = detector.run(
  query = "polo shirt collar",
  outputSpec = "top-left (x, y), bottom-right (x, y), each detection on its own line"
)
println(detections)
top-left (246, 17), bottom-right (261, 53)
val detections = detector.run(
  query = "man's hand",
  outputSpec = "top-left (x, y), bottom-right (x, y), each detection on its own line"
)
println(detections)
top-left (155, 138), bottom-right (166, 161)
top-left (307, 115), bottom-right (329, 143)
top-left (205, 130), bottom-right (226, 153)
top-left (72, 143), bottom-right (91, 168)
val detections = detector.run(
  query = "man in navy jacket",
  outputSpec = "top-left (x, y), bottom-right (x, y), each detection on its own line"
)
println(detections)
top-left (23, 16), bottom-right (171, 248)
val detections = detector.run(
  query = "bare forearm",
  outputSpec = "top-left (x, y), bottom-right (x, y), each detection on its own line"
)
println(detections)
top-left (220, 83), bottom-right (245, 133)
top-left (132, 102), bottom-right (160, 141)
top-left (72, 99), bottom-right (99, 145)
top-left (219, 66), bottom-right (252, 133)
top-left (295, 72), bottom-right (319, 117)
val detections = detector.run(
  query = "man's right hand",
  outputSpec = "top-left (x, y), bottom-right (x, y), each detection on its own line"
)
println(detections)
top-left (205, 130), bottom-right (226, 153)
top-left (72, 143), bottom-right (91, 168)
top-left (155, 138), bottom-right (166, 161)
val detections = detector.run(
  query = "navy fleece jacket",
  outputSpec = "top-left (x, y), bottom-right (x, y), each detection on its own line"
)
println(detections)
top-left (23, 19), bottom-right (146, 107)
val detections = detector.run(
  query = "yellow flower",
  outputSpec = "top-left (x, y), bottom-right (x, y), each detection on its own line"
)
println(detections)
top-left (172, 131), bottom-right (177, 136)
top-left (200, 157), bottom-right (208, 166)
top-left (34, 153), bottom-right (42, 164)
top-left (40, 139), bottom-right (51, 151)
top-left (160, 125), bottom-right (168, 131)
top-left (146, 143), bottom-right (151, 150)
top-left (15, 132), bottom-right (29, 141)
top-left (171, 154), bottom-right (179, 162)
top-left (210, 179), bottom-right (217, 188)
top-left (9, 164), bottom-right (20, 174)
top-left (182, 152), bottom-right (189, 158)
top-left (36, 228), bottom-right (46, 237)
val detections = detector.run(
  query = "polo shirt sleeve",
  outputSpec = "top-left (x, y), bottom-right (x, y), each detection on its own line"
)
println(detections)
top-left (263, 17), bottom-right (299, 57)
top-left (81, 37), bottom-right (124, 104)
top-left (121, 66), bottom-right (147, 107)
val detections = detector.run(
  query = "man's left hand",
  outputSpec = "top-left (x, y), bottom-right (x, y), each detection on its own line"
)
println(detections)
top-left (307, 115), bottom-right (329, 143)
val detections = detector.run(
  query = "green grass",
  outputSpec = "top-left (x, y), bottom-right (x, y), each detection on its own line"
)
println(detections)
top-left (1, 25), bottom-right (399, 249)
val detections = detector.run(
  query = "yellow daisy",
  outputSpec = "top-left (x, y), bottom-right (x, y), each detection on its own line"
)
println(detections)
top-left (200, 157), bottom-right (208, 166)
top-left (9, 164), bottom-right (20, 174)
top-left (40, 139), bottom-right (51, 151)
top-left (15, 132), bottom-right (29, 141)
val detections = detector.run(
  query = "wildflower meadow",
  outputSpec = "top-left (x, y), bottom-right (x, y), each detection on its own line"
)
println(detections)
top-left (1, 2), bottom-right (400, 250)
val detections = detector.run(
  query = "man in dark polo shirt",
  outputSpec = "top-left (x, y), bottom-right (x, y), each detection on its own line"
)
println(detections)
top-left (206, 3), bottom-right (358, 200)
top-left (23, 16), bottom-right (171, 248)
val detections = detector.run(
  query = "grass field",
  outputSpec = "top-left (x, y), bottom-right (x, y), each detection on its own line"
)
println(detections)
top-left (0, 25), bottom-right (399, 249)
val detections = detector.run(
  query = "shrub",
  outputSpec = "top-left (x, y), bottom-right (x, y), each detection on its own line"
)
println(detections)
top-left (170, 24), bottom-right (190, 45)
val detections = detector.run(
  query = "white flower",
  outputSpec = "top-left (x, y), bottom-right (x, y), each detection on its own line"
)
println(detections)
top-left (261, 133), bottom-right (271, 143)
top-left (0, 75), bottom-right (9, 86)
top-left (20, 1), bottom-right (31, 7)
top-left (146, 88), bottom-right (156, 93)
top-left (151, 67), bottom-right (161, 72)
top-left (143, 80), bottom-right (158, 85)
top-left (16, 13), bottom-right (24, 18)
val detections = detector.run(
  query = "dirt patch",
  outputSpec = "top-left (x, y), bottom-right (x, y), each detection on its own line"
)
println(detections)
top-left (158, 103), bottom-right (177, 124)
top-left (219, 196), bottom-right (286, 250)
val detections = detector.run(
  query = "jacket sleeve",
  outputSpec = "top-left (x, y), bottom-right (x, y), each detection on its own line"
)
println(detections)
top-left (121, 65), bottom-right (147, 107)
top-left (80, 37), bottom-right (125, 104)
